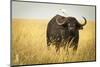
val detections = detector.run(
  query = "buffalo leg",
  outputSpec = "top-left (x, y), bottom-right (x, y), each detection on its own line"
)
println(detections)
top-left (66, 45), bottom-right (69, 55)
top-left (47, 41), bottom-right (51, 47)
top-left (55, 43), bottom-right (60, 53)
top-left (72, 36), bottom-right (79, 55)
top-left (72, 45), bottom-right (78, 55)
top-left (47, 39), bottom-right (51, 50)
top-left (47, 43), bottom-right (51, 50)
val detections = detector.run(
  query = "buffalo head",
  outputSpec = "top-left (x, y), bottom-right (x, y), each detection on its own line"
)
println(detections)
top-left (56, 15), bottom-right (87, 32)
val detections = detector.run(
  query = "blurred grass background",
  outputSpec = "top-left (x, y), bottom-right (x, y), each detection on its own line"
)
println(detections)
top-left (12, 19), bottom-right (96, 65)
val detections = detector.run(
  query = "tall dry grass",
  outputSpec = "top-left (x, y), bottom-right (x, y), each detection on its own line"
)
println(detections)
top-left (12, 19), bottom-right (96, 65)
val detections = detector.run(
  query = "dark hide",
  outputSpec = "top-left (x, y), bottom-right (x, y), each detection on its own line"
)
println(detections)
top-left (46, 14), bottom-right (87, 53)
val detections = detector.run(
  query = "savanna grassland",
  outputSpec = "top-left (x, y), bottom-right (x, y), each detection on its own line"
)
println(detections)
top-left (12, 18), bottom-right (96, 65)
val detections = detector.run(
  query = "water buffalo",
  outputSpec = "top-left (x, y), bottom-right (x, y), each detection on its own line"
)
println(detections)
top-left (46, 14), bottom-right (87, 53)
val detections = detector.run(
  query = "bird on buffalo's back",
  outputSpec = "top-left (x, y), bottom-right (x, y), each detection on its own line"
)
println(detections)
top-left (46, 14), bottom-right (87, 54)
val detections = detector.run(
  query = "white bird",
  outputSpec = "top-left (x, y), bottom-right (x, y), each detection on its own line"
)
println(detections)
top-left (59, 9), bottom-right (68, 16)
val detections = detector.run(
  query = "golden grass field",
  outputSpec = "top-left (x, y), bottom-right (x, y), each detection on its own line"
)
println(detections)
top-left (12, 18), bottom-right (96, 65)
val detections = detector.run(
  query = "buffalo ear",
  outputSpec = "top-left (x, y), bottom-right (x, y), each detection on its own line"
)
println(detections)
top-left (76, 23), bottom-right (83, 30)
top-left (79, 26), bottom-right (83, 30)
